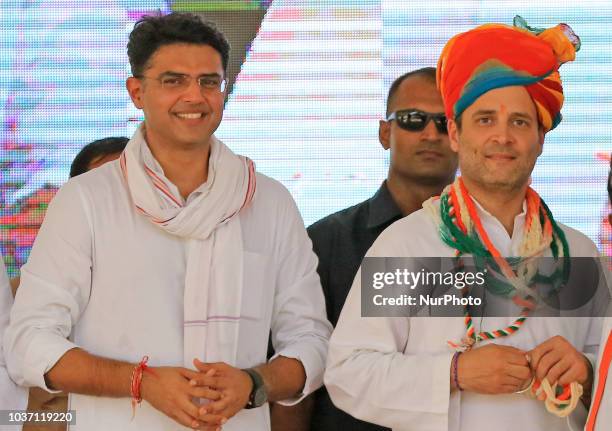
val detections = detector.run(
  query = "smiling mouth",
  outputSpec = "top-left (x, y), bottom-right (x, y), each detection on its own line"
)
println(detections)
top-left (175, 112), bottom-right (205, 119)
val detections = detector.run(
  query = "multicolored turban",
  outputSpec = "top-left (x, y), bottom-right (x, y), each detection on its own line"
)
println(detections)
top-left (437, 16), bottom-right (581, 132)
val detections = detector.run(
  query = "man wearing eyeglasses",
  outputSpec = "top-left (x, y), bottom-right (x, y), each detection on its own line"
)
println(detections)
top-left (297, 67), bottom-right (457, 431)
top-left (4, 12), bottom-right (331, 431)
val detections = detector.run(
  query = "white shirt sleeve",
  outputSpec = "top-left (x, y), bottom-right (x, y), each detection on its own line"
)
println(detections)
top-left (0, 255), bottom-right (27, 412)
top-left (4, 180), bottom-right (92, 391)
top-left (268, 189), bottom-right (332, 406)
top-left (325, 263), bottom-right (454, 431)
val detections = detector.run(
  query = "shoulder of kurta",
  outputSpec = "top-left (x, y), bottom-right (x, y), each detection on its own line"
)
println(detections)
top-left (251, 172), bottom-right (298, 214)
top-left (46, 173), bottom-right (88, 214)
top-left (557, 222), bottom-right (600, 257)
top-left (63, 159), bottom-right (125, 203)
top-left (238, 173), bottom-right (305, 251)
top-left (367, 207), bottom-right (445, 258)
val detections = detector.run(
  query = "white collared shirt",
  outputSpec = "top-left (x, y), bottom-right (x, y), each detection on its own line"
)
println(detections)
top-left (0, 256), bottom-right (27, 428)
top-left (325, 199), bottom-right (602, 431)
top-left (589, 318), bottom-right (612, 430)
top-left (4, 154), bottom-right (332, 430)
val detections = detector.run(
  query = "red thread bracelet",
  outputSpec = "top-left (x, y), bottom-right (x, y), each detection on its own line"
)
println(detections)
top-left (452, 352), bottom-right (463, 391)
top-left (130, 356), bottom-right (153, 418)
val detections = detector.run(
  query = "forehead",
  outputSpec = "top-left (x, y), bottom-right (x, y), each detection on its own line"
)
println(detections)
top-left (466, 86), bottom-right (537, 116)
top-left (146, 43), bottom-right (223, 74)
top-left (391, 76), bottom-right (444, 112)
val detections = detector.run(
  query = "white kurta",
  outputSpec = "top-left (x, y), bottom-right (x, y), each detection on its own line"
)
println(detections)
top-left (4, 156), bottom-right (332, 430)
top-left (325, 199), bottom-right (602, 431)
top-left (589, 317), bottom-right (612, 430)
top-left (0, 256), bottom-right (26, 425)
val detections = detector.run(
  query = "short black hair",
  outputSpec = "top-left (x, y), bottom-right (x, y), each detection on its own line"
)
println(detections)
top-left (70, 137), bottom-right (129, 178)
top-left (127, 12), bottom-right (230, 77)
top-left (385, 67), bottom-right (437, 117)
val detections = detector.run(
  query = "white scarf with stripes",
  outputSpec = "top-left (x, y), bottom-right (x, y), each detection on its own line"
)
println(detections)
top-left (120, 125), bottom-right (256, 368)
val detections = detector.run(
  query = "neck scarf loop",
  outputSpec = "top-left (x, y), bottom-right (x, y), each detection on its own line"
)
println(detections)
top-left (423, 177), bottom-right (581, 416)
top-left (120, 125), bottom-right (256, 368)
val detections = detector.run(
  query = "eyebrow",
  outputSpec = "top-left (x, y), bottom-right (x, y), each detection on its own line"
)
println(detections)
top-left (471, 109), bottom-right (497, 117)
top-left (158, 71), bottom-right (223, 79)
top-left (509, 112), bottom-right (535, 121)
top-left (471, 109), bottom-right (535, 121)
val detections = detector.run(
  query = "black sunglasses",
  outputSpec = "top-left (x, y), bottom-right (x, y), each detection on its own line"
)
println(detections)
top-left (386, 109), bottom-right (448, 134)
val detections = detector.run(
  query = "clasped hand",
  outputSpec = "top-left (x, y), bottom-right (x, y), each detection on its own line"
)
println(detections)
top-left (456, 336), bottom-right (589, 395)
top-left (142, 358), bottom-right (253, 430)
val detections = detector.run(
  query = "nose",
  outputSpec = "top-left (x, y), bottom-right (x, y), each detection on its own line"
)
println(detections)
top-left (420, 118), bottom-right (441, 140)
top-left (181, 78), bottom-right (205, 103)
top-left (491, 121), bottom-right (514, 146)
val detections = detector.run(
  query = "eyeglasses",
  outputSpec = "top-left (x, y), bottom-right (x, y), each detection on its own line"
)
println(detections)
top-left (386, 109), bottom-right (448, 134)
top-left (136, 73), bottom-right (227, 93)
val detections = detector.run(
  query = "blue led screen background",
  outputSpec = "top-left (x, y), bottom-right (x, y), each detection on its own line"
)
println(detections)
top-left (0, 0), bottom-right (610, 277)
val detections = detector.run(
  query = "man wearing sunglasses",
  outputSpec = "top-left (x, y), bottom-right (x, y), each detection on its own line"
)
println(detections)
top-left (300, 67), bottom-right (457, 431)
top-left (377, 69), bottom-right (458, 218)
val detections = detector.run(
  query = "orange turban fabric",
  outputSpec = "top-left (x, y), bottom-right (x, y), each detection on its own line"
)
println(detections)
top-left (437, 16), bottom-right (580, 132)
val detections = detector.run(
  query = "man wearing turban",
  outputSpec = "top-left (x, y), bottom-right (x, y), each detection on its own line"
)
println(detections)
top-left (325, 17), bottom-right (605, 431)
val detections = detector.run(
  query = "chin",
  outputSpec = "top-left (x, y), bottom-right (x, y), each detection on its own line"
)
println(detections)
top-left (181, 132), bottom-right (213, 144)
top-left (413, 171), bottom-right (454, 185)
top-left (485, 178), bottom-right (527, 192)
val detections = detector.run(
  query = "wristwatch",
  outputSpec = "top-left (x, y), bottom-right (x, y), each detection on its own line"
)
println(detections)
top-left (243, 368), bottom-right (268, 409)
